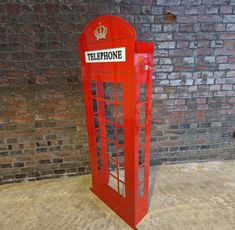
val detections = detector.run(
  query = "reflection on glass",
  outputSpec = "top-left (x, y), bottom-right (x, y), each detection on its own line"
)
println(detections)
top-left (139, 148), bottom-right (144, 165)
top-left (97, 158), bottom-right (102, 170)
top-left (119, 164), bottom-right (125, 183)
top-left (138, 167), bottom-right (144, 183)
top-left (92, 99), bottom-right (98, 113)
top-left (117, 127), bottom-right (124, 144)
top-left (109, 159), bottom-right (117, 178)
top-left (119, 181), bottom-right (125, 197)
top-left (90, 80), bottom-right (97, 96)
top-left (96, 136), bottom-right (101, 152)
top-left (107, 141), bottom-right (116, 158)
top-left (139, 128), bottom-right (145, 145)
top-left (138, 183), bottom-right (144, 197)
top-left (97, 151), bottom-right (101, 159)
top-left (106, 123), bottom-right (116, 141)
top-left (118, 146), bottom-right (124, 164)
top-left (108, 174), bottom-right (118, 192)
top-left (116, 83), bottom-right (123, 102)
top-left (139, 105), bottom-right (146, 124)
top-left (105, 102), bottom-right (115, 121)
top-left (103, 82), bottom-right (114, 100)
top-left (140, 84), bottom-right (146, 102)
top-left (94, 116), bottom-right (99, 129)
top-left (116, 105), bottom-right (123, 124)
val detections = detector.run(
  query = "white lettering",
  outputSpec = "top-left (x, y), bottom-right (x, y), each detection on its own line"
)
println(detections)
top-left (85, 47), bottom-right (126, 63)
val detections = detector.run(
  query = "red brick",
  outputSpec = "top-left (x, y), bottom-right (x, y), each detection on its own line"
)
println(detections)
top-left (223, 41), bottom-right (235, 47)
top-left (220, 33), bottom-right (235, 39)
top-left (228, 57), bottom-right (235, 63)
top-left (34, 4), bottom-right (44, 13)
top-left (45, 3), bottom-right (59, 13)
top-left (6, 4), bottom-right (20, 13)
top-left (197, 98), bottom-right (207, 104)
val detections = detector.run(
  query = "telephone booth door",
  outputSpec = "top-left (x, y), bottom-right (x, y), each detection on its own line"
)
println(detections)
top-left (78, 16), bottom-right (153, 229)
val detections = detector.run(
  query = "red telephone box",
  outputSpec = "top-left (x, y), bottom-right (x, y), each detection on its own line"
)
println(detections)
top-left (78, 15), bottom-right (153, 229)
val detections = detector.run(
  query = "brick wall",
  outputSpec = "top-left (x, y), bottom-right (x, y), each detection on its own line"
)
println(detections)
top-left (0, 0), bottom-right (234, 184)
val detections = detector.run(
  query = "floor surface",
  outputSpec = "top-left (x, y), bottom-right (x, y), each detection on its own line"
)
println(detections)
top-left (0, 160), bottom-right (234, 230)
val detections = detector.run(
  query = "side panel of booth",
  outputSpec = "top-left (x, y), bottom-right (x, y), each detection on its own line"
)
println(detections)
top-left (134, 41), bottom-right (154, 223)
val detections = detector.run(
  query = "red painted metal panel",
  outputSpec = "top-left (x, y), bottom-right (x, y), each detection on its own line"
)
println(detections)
top-left (78, 15), bottom-right (153, 229)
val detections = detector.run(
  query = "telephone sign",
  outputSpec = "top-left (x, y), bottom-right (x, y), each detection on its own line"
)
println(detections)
top-left (85, 47), bottom-right (126, 63)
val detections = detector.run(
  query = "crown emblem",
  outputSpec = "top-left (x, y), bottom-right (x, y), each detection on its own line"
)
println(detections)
top-left (94, 22), bottom-right (107, 40)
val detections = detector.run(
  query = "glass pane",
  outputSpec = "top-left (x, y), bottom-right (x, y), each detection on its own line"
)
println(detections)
top-left (138, 167), bottom-right (144, 183)
top-left (138, 183), bottom-right (144, 197)
top-left (94, 116), bottom-right (99, 129)
top-left (105, 102), bottom-right (115, 121)
top-left (96, 136), bottom-right (101, 152)
top-left (140, 84), bottom-right (146, 102)
top-left (119, 181), bottom-right (125, 197)
top-left (139, 147), bottom-right (144, 165)
top-left (90, 80), bottom-right (97, 96)
top-left (116, 105), bottom-right (123, 124)
top-left (116, 83), bottom-right (123, 102)
top-left (139, 105), bottom-right (146, 124)
top-left (106, 123), bottom-right (116, 141)
top-left (117, 127), bottom-right (124, 144)
top-left (97, 158), bottom-right (102, 170)
top-left (92, 99), bottom-right (98, 113)
top-left (97, 151), bottom-right (101, 159)
top-left (109, 159), bottom-right (117, 177)
top-left (107, 141), bottom-right (116, 158)
top-left (103, 82), bottom-right (114, 100)
top-left (118, 146), bottom-right (124, 164)
top-left (118, 164), bottom-right (125, 183)
top-left (108, 175), bottom-right (118, 192)
top-left (139, 128), bottom-right (145, 145)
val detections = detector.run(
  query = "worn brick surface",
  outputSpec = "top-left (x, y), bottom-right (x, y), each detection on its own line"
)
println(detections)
top-left (0, 1), bottom-right (235, 184)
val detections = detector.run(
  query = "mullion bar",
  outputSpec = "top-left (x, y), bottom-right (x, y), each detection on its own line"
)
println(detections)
top-left (92, 96), bottom-right (124, 106)
top-left (93, 115), bottom-right (123, 127)
top-left (108, 155), bottom-right (124, 167)
top-left (96, 132), bottom-right (124, 149)
top-left (109, 165), bottom-right (125, 185)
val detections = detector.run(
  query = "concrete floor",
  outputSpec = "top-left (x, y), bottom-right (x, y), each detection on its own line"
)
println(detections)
top-left (0, 161), bottom-right (234, 230)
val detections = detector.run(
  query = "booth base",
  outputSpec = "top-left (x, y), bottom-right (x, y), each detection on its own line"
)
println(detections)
top-left (90, 187), bottom-right (140, 229)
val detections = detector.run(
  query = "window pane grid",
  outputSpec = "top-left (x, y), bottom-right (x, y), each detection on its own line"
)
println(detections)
top-left (137, 83), bottom-right (147, 198)
top-left (94, 127), bottom-right (124, 149)
top-left (108, 156), bottom-right (125, 170)
top-left (96, 136), bottom-right (124, 149)
top-left (109, 171), bottom-right (126, 185)
top-left (90, 80), bottom-right (125, 197)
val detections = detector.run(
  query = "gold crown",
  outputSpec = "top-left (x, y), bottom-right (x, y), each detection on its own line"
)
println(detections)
top-left (94, 22), bottom-right (107, 40)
